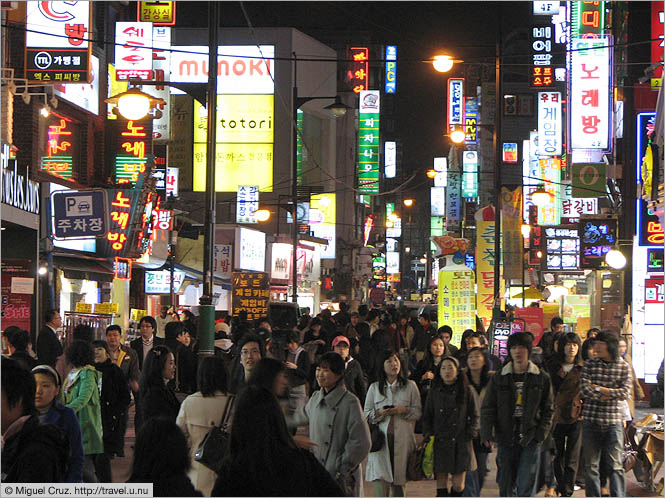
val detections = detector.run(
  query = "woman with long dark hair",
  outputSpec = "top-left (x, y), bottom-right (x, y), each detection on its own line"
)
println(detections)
top-left (461, 347), bottom-right (494, 496)
top-left (211, 385), bottom-right (343, 496)
top-left (138, 345), bottom-right (180, 428)
top-left (176, 356), bottom-right (232, 496)
top-left (546, 332), bottom-right (584, 497)
top-left (127, 417), bottom-right (201, 496)
top-left (423, 356), bottom-right (479, 497)
top-left (410, 334), bottom-right (448, 432)
top-left (365, 350), bottom-right (421, 497)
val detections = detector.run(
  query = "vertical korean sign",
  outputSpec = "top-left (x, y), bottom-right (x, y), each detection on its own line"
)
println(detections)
top-left (115, 22), bottom-right (153, 81)
top-left (384, 45), bottom-right (397, 94)
top-left (476, 219), bottom-right (504, 329)
top-left (25, 1), bottom-right (91, 83)
top-left (501, 187), bottom-right (523, 280)
top-left (570, 37), bottom-right (611, 150)
top-left (447, 78), bottom-right (464, 133)
top-left (531, 25), bottom-right (554, 87)
top-left (112, 119), bottom-right (153, 185)
top-left (438, 270), bottom-right (475, 346)
top-left (537, 92), bottom-right (562, 156)
top-left (232, 271), bottom-right (269, 322)
top-left (462, 151), bottom-right (478, 198)
top-left (42, 118), bottom-right (76, 179)
top-left (347, 47), bottom-right (369, 94)
top-left (538, 158), bottom-right (562, 225)
top-left (236, 186), bottom-right (259, 224)
top-left (446, 172), bottom-right (462, 231)
top-left (358, 91), bottom-right (380, 194)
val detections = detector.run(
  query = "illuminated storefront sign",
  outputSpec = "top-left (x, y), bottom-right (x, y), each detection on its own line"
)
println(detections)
top-left (2, 147), bottom-right (40, 215)
top-left (461, 151), bottom-right (478, 198)
top-left (235, 227), bottom-right (265, 272)
top-left (42, 118), bottom-right (76, 180)
top-left (652, 2), bottom-right (664, 88)
top-left (446, 172), bottom-right (461, 230)
top-left (138, 1), bottom-right (176, 25)
top-left (533, 1), bottom-right (559, 15)
top-left (170, 45), bottom-right (274, 94)
top-left (232, 271), bottom-right (269, 322)
top-left (105, 189), bottom-right (138, 257)
top-left (310, 224), bottom-right (336, 260)
top-left (25, 1), bottom-right (91, 83)
top-left (166, 167), bottom-right (178, 197)
top-left (53, 55), bottom-right (99, 115)
top-left (236, 185), bottom-right (259, 224)
top-left (447, 78), bottom-right (464, 133)
top-left (571, 1), bottom-right (606, 38)
top-left (386, 251), bottom-right (400, 274)
top-left (636, 112), bottom-right (656, 185)
top-left (537, 91), bottom-right (562, 156)
top-left (433, 157), bottom-right (447, 187)
top-left (647, 248), bottom-right (664, 273)
top-left (464, 98), bottom-right (478, 144)
top-left (358, 90), bottom-right (380, 194)
top-left (431, 187), bottom-right (446, 216)
top-left (363, 215), bottom-right (374, 246)
top-left (538, 158), bottom-right (561, 225)
top-left (145, 270), bottom-right (185, 294)
top-left (270, 243), bottom-right (292, 280)
top-left (152, 207), bottom-right (173, 231)
top-left (572, 162), bottom-right (605, 198)
top-left (115, 22), bottom-right (153, 80)
top-left (296, 109), bottom-right (303, 185)
top-left (438, 270), bottom-right (475, 344)
top-left (346, 47), bottom-right (369, 94)
top-left (385, 203), bottom-right (402, 238)
top-left (145, 27), bottom-right (171, 141)
top-left (193, 94), bottom-right (274, 192)
top-left (385, 141), bottom-right (396, 179)
top-left (112, 119), bottom-right (152, 185)
top-left (579, 218), bottom-right (617, 268)
top-left (114, 257), bottom-right (132, 280)
top-left (637, 199), bottom-right (665, 247)
top-left (531, 25), bottom-right (554, 87)
top-left (384, 45), bottom-right (397, 94)
top-left (503, 143), bottom-right (518, 163)
top-left (570, 37), bottom-right (611, 150)
top-left (544, 226), bottom-right (579, 271)
top-left (213, 244), bottom-right (232, 280)
top-left (561, 185), bottom-right (598, 223)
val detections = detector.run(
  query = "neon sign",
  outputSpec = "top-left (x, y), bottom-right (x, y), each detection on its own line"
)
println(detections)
top-left (113, 119), bottom-right (152, 185)
top-left (347, 47), bottom-right (369, 94)
top-left (42, 118), bottom-right (74, 179)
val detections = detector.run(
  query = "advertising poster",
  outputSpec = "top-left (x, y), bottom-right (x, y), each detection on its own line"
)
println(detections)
top-left (514, 306), bottom-right (545, 345)
top-left (561, 294), bottom-right (591, 325)
top-left (475, 220), bottom-right (504, 329)
top-left (438, 270), bottom-right (475, 346)
top-left (232, 271), bottom-right (269, 322)
top-left (1, 260), bottom-right (33, 331)
top-left (492, 321), bottom-right (512, 364)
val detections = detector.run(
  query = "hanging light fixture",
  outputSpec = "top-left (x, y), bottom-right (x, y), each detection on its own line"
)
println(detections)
top-left (449, 129), bottom-right (466, 144)
top-left (531, 185), bottom-right (553, 206)
top-left (432, 55), bottom-right (455, 73)
top-left (605, 248), bottom-right (627, 269)
top-left (105, 88), bottom-right (165, 121)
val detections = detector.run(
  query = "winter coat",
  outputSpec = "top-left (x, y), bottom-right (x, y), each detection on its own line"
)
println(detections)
top-left (364, 379), bottom-right (421, 485)
top-left (480, 360), bottom-right (554, 448)
top-left (94, 359), bottom-right (131, 455)
top-left (546, 358), bottom-right (583, 425)
top-left (42, 401), bottom-right (85, 482)
top-left (464, 368), bottom-right (494, 454)
top-left (36, 325), bottom-right (63, 368)
top-left (176, 391), bottom-right (234, 497)
top-left (174, 344), bottom-right (198, 394)
top-left (112, 345), bottom-right (140, 391)
top-left (1, 414), bottom-right (70, 482)
top-left (10, 350), bottom-right (38, 370)
top-left (140, 382), bottom-right (181, 426)
top-left (298, 382), bottom-right (371, 496)
top-left (212, 446), bottom-right (344, 497)
top-left (127, 472), bottom-right (202, 497)
top-left (61, 365), bottom-right (104, 455)
top-left (423, 381), bottom-right (479, 474)
top-left (129, 336), bottom-right (165, 370)
top-left (344, 357), bottom-right (368, 406)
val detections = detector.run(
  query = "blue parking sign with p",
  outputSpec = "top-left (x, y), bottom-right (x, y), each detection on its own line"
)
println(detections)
top-left (52, 190), bottom-right (108, 239)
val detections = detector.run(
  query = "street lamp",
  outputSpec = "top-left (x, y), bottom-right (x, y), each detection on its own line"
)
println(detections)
top-left (432, 55), bottom-right (457, 73)
top-left (449, 128), bottom-right (466, 144)
top-left (605, 248), bottom-right (627, 269)
top-left (531, 185), bottom-right (554, 206)
top-left (403, 198), bottom-right (414, 208)
top-left (254, 209), bottom-right (271, 222)
top-left (105, 87), bottom-right (165, 121)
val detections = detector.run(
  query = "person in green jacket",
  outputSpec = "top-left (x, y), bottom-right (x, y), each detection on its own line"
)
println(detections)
top-left (61, 340), bottom-right (104, 482)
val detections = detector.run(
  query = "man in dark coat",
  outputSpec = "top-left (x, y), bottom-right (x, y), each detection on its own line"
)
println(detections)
top-left (129, 315), bottom-right (165, 370)
top-left (1, 357), bottom-right (70, 482)
top-left (481, 332), bottom-right (554, 497)
top-left (332, 335), bottom-right (368, 405)
top-left (8, 328), bottom-right (38, 371)
top-left (36, 309), bottom-right (63, 368)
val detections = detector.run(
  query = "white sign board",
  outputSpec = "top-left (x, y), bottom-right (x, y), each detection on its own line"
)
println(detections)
top-left (54, 55), bottom-right (99, 115)
top-left (431, 187), bottom-right (446, 217)
top-left (170, 45), bottom-right (275, 94)
top-left (213, 244), bottom-right (232, 279)
top-left (570, 37), bottom-right (611, 150)
top-left (236, 185), bottom-right (259, 224)
top-left (533, 1), bottom-right (560, 15)
top-left (384, 141), bottom-right (396, 179)
top-left (11, 277), bottom-right (34, 295)
top-left (26, 1), bottom-right (90, 49)
top-left (145, 270), bottom-right (185, 294)
top-left (235, 227), bottom-right (265, 271)
top-left (386, 251), bottom-right (400, 274)
top-left (310, 223), bottom-right (336, 259)
top-left (270, 243), bottom-right (292, 280)
top-left (166, 167), bottom-right (178, 197)
top-left (146, 27), bottom-right (171, 141)
top-left (538, 92), bottom-right (562, 156)
top-left (433, 157), bottom-right (447, 187)
top-left (115, 22), bottom-right (153, 74)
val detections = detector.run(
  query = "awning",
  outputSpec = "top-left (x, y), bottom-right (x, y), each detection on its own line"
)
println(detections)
top-left (174, 263), bottom-right (232, 290)
top-left (53, 255), bottom-right (114, 283)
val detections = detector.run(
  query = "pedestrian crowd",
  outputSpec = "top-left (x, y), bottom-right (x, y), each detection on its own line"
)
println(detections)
top-left (1, 305), bottom-right (660, 498)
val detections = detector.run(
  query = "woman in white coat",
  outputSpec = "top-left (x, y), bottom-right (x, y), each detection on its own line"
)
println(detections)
top-left (176, 356), bottom-right (234, 496)
top-left (365, 349), bottom-right (422, 497)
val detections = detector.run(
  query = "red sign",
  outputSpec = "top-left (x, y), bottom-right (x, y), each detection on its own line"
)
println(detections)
top-left (645, 277), bottom-right (664, 304)
top-left (108, 191), bottom-right (132, 253)
top-left (346, 47), bottom-right (369, 94)
top-left (653, 2), bottom-right (664, 80)
top-left (112, 119), bottom-right (152, 185)
top-left (42, 117), bottom-right (75, 179)
top-left (153, 208), bottom-right (174, 231)
top-left (1, 260), bottom-right (32, 331)
top-left (515, 306), bottom-right (545, 345)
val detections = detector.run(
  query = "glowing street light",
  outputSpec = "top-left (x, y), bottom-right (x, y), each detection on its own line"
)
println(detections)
top-left (531, 186), bottom-right (554, 206)
top-left (426, 169), bottom-right (437, 179)
top-left (105, 88), bottom-right (165, 121)
top-left (605, 248), bottom-right (627, 269)
top-left (449, 129), bottom-right (466, 144)
top-left (254, 209), bottom-right (271, 222)
top-left (521, 224), bottom-right (532, 238)
top-left (432, 55), bottom-right (455, 73)
top-left (403, 198), bottom-right (414, 208)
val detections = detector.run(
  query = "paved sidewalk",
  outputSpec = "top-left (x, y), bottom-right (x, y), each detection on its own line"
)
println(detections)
top-left (111, 402), bottom-right (664, 496)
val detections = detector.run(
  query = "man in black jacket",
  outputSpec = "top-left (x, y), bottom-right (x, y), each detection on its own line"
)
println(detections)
top-left (8, 328), bottom-right (38, 371)
top-left (481, 332), bottom-right (554, 497)
top-left (332, 335), bottom-right (368, 405)
top-left (1, 357), bottom-right (70, 482)
top-left (129, 315), bottom-right (165, 370)
top-left (36, 309), bottom-right (63, 368)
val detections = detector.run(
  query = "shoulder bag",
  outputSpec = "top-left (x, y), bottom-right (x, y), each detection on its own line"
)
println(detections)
top-left (193, 395), bottom-right (235, 473)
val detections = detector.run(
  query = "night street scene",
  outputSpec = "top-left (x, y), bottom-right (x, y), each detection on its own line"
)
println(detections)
top-left (1, 1), bottom-right (664, 497)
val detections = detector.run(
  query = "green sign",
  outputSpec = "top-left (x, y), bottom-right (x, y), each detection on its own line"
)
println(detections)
top-left (572, 162), bottom-right (605, 198)
top-left (358, 91), bottom-right (380, 194)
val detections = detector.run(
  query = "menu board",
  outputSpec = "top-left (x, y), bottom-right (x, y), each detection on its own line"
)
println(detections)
top-left (544, 226), bottom-right (579, 271)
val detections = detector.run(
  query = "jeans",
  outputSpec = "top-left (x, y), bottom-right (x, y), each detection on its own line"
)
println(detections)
top-left (496, 441), bottom-right (541, 496)
top-left (538, 447), bottom-right (556, 490)
top-left (582, 421), bottom-right (625, 497)
top-left (553, 421), bottom-right (582, 496)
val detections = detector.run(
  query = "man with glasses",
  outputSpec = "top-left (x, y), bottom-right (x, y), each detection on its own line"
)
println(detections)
top-left (230, 334), bottom-right (264, 394)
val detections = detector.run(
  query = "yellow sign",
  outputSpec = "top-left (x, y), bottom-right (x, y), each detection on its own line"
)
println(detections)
top-left (193, 143), bottom-right (273, 192)
top-left (130, 308), bottom-right (147, 322)
top-left (438, 270), bottom-right (475, 346)
top-left (138, 1), bottom-right (176, 25)
top-left (95, 303), bottom-right (111, 314)
top-left (111, 303), bottom-right (120, 314)
top-left (410, 293), bottom-right (421, 301)
top-left (476, 221), bottom-right (504, 329)
top-left (310, 193), bottom-right (336, 225)
top-left (216, 95), bottom-right (273, 143)
top-left (75, 302), bottom-right (92, 313)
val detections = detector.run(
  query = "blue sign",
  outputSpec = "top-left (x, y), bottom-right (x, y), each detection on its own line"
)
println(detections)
top-left (636, 112), bottom-right (656, 184)
top-left (52, 190), bottom-right (108, 239)
top-left (447, 78), bottom-right (464, 130)
top-left (384, 45), bottom-right (397, 94)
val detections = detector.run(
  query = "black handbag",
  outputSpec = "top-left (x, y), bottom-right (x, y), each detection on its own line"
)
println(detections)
top-left (368, 418), bottom-right (384, 453)
top-left (193, 395), bottom-right (235, 473)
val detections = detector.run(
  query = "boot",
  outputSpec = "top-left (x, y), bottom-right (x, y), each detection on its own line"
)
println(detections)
top-left (450, 489), bottom-right (464, 497)
top-left (436, 488), bottom-right (449, 497)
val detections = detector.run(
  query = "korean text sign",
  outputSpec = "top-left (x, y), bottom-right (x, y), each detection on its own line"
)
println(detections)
top-left (537, 92), bottom-right (562, 156)
top-left (384, 45), bottom-right (397, 94)
top-left (25, 1), bottom-right (91, 83)
top-left (232, 271), bottom-right (269, 322)
top-left (579, 218), bottom-right (617, 268)
top-left (115, 22), bottom-right (153, 80)
top-left (570, 37), bottom-right (611, 150)
top-left (52, 190), bottom-right (108, 239)
top-left (346, 47), bottom-right (369, 94)
top-left (438, 270), bottom-right (475, 346)
top-left (447, 78), bottom-right (464, 133)
top-left (358, 91), bottom-right (380, 194)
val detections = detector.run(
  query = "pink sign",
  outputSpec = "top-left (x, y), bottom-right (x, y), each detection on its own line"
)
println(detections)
top-left (1, 260), bottom-right (32, 332)
top-left (514, 307), bottom-right (545, 345)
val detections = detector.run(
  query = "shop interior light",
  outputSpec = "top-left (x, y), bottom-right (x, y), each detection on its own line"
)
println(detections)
top-left (605, 248), bottom-right (627, 269)
top-left (531, 185), bottom-right (553, 206)
top-left (405, 246), bottom-right (411, 253)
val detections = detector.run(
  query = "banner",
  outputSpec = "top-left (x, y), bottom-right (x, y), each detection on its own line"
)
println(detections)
top-left (446, 172), bottom-right (462, 230)
top-left (475, 219), bottom-right (504, 329)
top-left (501, 187), bottom-right (523, 280)
top-left (438, 270), bottom-right (475, 346)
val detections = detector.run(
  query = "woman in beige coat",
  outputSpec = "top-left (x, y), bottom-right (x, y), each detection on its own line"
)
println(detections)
top-left (176, 356), bottom-right (234, 496)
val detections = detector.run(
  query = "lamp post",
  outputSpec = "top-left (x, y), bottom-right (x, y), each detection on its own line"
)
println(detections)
top-left (291, 54), bottom-right (350, 304)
